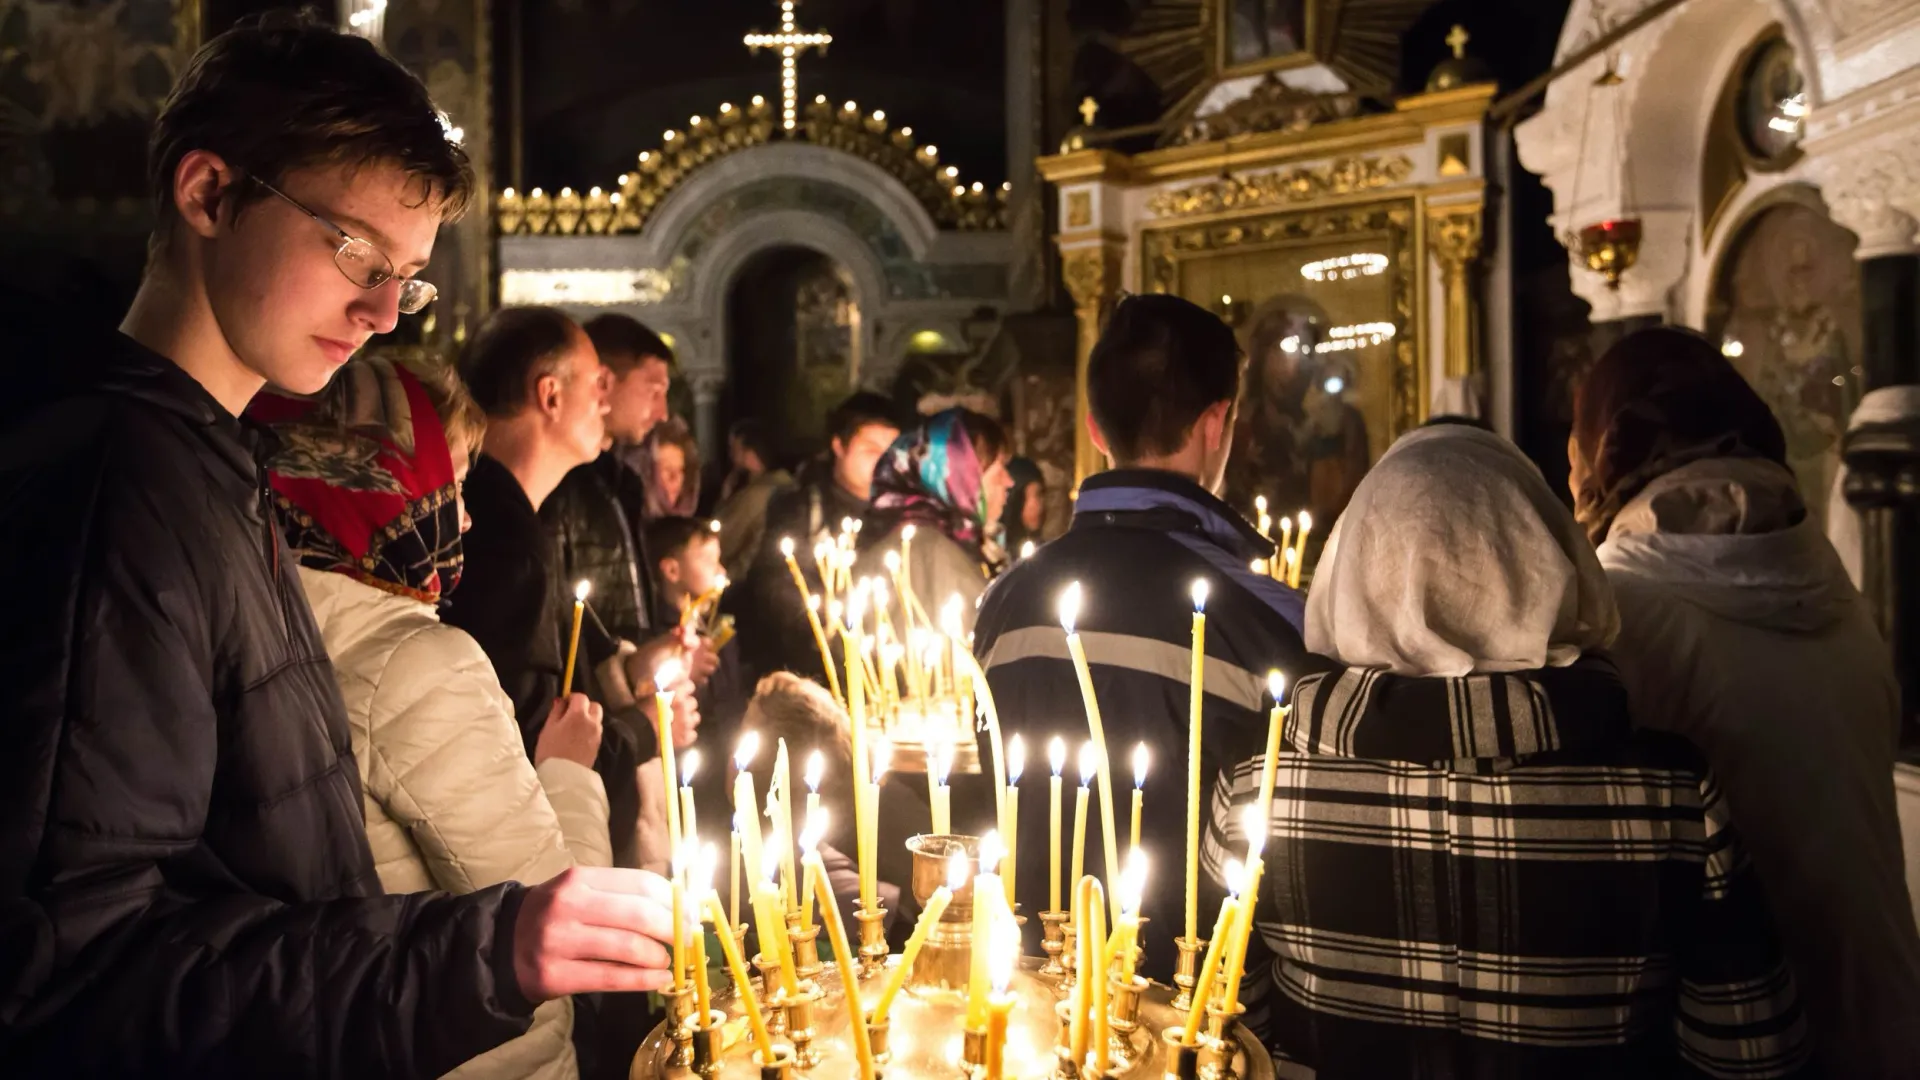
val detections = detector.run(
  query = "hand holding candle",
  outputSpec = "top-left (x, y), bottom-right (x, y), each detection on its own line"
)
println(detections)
top-left (871, 853), bottom-right (965, 1024)
top-left (562, 580), bottom-right (590, 693)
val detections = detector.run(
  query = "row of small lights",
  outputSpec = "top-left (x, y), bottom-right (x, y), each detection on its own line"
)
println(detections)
top-left (1279, 322), bottom-right (1398, 355)
top-left (1300, 252), bottom-right (1388, 282)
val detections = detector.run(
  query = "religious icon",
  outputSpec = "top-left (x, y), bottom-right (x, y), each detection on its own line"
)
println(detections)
top-left (1224, 0), bottom-right (1309, 69)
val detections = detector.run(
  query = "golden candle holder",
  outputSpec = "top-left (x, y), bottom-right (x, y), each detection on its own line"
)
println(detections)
top-left (752, 958), bottom-right (789, 1036)
top-left (1160, 1028), bottom-right (1201, 1080)
top-left (904, 834), bottom-right (981, 994)
top-left (664, 984), bottom-right (698, 1067)
top-left (688, 1012), bottom-right (728, 1078)
top-left (788, 924), bottom-right (824, 982)
top-left (856, 905), bottom-right (890, 979)
top-left (780, 981), bottom-right (825, 1068)
top-left (866, 1016), bottom-right (892, 1066)
top-left (1108, 974), bottom-right (1151, 1070)
top-left (1040, 910), bottom-right (1071, 978)
top-left (1201, 1001), bottom-right (1248, 1079)
top-left (730, 924), bottom-right (750, 987)
top-left (1170, 937), bottom-right (1206, 1011)
top-left (962, 1025), bottom-right (988, 1070)
top-left (1060, 919), bottom-right (1080, 997)
top-left (752, 1045), bottom-right (797, 1080)
top-left (1053, 998), bottom-right (1083, 1079)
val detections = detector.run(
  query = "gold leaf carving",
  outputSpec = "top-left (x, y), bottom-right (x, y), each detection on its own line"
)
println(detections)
top-left (1145, 155), bottom-right (1414, 219)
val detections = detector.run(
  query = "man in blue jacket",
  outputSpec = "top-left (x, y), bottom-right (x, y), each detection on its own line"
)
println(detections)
top-left (974, 294), bottom-right (1308, 982)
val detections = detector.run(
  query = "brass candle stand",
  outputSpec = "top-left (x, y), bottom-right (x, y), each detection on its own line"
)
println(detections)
top-left (779, 981), bottom-right (825, 1068)
top-left (855, 905), bottom-right (889, 979)
top-left (787, 923), bottom-right (824, 983)
top-left (664, 984), bottom-right (697, 1067)
top-left (1040, 909), bottom-right (1071, 978)
top-left (686, 1011), bottom-right (728, 1078)
top-left (1170, 937), bottom-right (1206, 1011)
top-left (1059, 918), bottom-right (1080, 997)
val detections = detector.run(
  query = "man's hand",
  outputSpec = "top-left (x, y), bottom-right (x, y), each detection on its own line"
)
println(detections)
top-left (623, 632), bottom-right (684, 692)
top-left (533, 693), bottom-right (604, 769)
top-left (512, 867), bottom-right (683, 1001)
top-left (685, 634), bottom-right (720, 688)
top-left (669, 677), bottom-right (700, 748)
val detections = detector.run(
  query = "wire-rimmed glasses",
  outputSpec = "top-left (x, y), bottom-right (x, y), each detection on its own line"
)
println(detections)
top-left (252, 175), bottom-right (438, 314)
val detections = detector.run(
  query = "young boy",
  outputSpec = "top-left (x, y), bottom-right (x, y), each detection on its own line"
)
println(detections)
top-left (0, 16), bottom-right (675, 1077)
top-left (646, 515), bottom-right (726, 623)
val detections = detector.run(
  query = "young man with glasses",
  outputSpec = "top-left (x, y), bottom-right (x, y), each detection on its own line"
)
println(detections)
top-left (0, 16), bottom-right (679, 1079)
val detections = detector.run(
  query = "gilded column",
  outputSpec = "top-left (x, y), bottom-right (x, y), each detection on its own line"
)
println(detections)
top-left (1428, 203), bottom-right (1484, 380)
top-left (1060, 241), bottom-right (1123, 487)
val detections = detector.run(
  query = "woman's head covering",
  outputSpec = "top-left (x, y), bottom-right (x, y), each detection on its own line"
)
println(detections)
top-left (863, 407), bottom-right (999, 553)
top-left (250, 357), bottom-right (464, 605)
top-left (1571, 326), bottom-right (1788, 544)
top-left (1305, 424), bottom-right (1618, 676)
top-left (634, 417), bottom-right (702, 521)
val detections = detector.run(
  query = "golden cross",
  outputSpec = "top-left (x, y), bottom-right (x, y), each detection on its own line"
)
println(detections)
top-left (1078, 96), bottom-right (1099, 127)
top-left (1446, 25), bottom-right (1470, 60)
top-left (745, 0), bottom-right (833, 132)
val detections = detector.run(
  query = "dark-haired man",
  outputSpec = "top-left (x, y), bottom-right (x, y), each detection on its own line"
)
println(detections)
top-left (0, 19), bottom-right (677, 1079)
top-left (973, 293), bottom-right (1308, 984)
top-left (738, 391), bottom-right (899, 682)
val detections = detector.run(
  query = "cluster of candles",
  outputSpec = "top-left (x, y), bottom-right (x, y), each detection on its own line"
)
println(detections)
top-left (1250, 497), bottom-right (1312, 589)
top-left (780, 523), bottom-right (978, 752)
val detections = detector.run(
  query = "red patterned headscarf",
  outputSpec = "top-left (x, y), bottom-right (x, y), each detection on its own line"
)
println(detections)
top-left (251, 358), bottom-right (465, 605)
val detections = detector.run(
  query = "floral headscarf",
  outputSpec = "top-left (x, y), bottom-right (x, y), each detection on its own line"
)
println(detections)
top-left (251, 357), bottom-right (464, 605)
top-left (862, 407), bottom-right (994, 554)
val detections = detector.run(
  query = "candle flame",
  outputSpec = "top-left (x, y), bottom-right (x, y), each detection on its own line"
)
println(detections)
top-left (979, 830), bottom-right (1005, 875)
top-left (1019, 539), bottom-right (1036, 560)
top-left (1132, 742), bottom-right (1149, 788)
top-left (1049, 736), bottom-right (1066, 776)
top-left (1006, 734), bottom-right (1026, 784)
top-left (804, 750), bottom-right (823, 792)
top-left (902, 523), bottom-right (916, 541)
top-left (800, 809), bottom-right (828, 853)
top-left (761, 831), bottom-right (783, 884)
top-left (671, 841), bottom-right (688, 878)
top-left (655, 656), bottom-right (684, 689)
top-left (1225, 857), bottom-right (1246, 898)
top-left (779, 536), bottom-right (795, 558)
top-left (1078, 741), bottom-right (1098, 786)
top-left (734, 730), bottom-right (761, 770)
top-left (807, 593), bottom-right (821, 613)
top-left (1057, 581), bottom-right (1082, 635)
top-left (1242, 804), bottom-right (1268, 860)
top-left (813, 539), bottom-right (830, 560)
top-left (1255, 494), bottom-right (1268, 513)
top-left (1192, 578), bottom-right (1209, 611)
top-left (871, 738), bottom-right (891, 785)
top-left (827, 599), bottom-right (843, 621)
top-left (883, 549), bottom-right (901, 574)
top-left (680, 750), bottom-right (699, 787)
top-left (1298, 510), bottom-right (1312, 531)
top-left (1119, 849), bottom-right (1148, 915)
top-left (988, 913), bottom-right (1017, 993)
top-left (709, 519), bottom-right (722, 533)
top-left (1284, 547), bottom-right (1298, 567)
top-left (872, 578), bottom-right (891, 607)
top-left (929, 739), bottom-right (953, 786)
top-left (946, 851), bottom-right (969, 891)
top-left (573, 579), bottom-right (591, 602)
top-left (1268, 670), bottom-right (1287, 701)
top-left (733, 805), bottom-right (747, 835)
top-left (694, 841), bottom-right (717, 895)
top-left (841, 517), bottom-right (858, 534)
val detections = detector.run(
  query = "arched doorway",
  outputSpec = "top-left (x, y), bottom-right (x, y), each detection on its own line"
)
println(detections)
top-left (1707, 198), bottom-right (1862, 527)
top-left (722, 246), bottom-right (862, 470)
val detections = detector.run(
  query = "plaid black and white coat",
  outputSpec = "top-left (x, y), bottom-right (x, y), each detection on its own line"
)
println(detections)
top-left (1203, 657), bottom-right (1811, 1079)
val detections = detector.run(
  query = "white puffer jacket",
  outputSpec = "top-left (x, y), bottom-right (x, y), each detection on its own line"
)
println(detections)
top-left (300, 568), bottom-right (612, 1080)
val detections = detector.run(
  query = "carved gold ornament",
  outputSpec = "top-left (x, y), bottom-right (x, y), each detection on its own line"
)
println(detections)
top-left (1145, 155), bottom-right (1414, 219)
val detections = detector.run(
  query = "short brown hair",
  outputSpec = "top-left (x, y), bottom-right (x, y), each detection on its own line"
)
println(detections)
top-left (583, 314), bottom-right (676, 377)
top-left (1089, 294), bottom-right (1245, 463)
top-left (743, 672), bottom-right (854, 802)
top-left (148, 12), bottom-right (474, 259)
top-left (401, 358), bottom-right (487, 462)
top-left (458, 306), bottom-right (583, 419)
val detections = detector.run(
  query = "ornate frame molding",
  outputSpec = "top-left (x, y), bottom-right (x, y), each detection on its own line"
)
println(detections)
top-left (1144, 154), bottom-right (1414, 219)
top-left (1139, 197), bottom-right (1427, 436)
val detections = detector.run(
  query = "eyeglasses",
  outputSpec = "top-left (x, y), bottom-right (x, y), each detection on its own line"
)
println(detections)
top-left (251, 176), bottom-right (437, 314)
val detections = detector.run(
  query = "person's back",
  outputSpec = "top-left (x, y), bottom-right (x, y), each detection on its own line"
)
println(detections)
top-left (975, 296), bottom-right (1307, 982)
top-left (1213, 423), bottom-right (1810, 1079)
top-left (1572, 328), bottom-right (1920, 1077)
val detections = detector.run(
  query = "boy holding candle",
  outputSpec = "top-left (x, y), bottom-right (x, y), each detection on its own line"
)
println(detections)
top-left (973, 294), bottom-right (1309, 982)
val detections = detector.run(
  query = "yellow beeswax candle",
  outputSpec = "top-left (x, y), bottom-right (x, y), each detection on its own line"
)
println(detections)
top-left (653, 659), bottom-right (684, 861)
top-left (1129, 742), bottom-right (1148, 855)
top-left (1187, 580), bottom-right (1208, 943)
top-left (1049, 737), bottom-right (1065, 912)
top-left (805, 839), bottom-right (876, 1080)
top-left (782, 537), bottom-right (843, 704)
top-left (703, 891), bottom-right (773, 1060)
top-left (1181, 865), bottom-right (1243, 1047)
top-left (562, 580), bottom-right (589, 693)
top-left (1059, 582), bottom-right (1120, 925)
top-left (1070, 744), bottom-right (1093, 915)
top-left (1004, 737), bottom-right (1024, 907)
top-left (1221, 809), bottom-right (1268, 1016)
top-left (871, 854), bottom-right (964, 1024)
top-left (967, 831), bottom-right (1005, 1030)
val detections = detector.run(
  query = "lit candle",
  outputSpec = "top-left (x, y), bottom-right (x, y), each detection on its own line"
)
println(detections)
top-left (1076, 873), bottom-right (1110, 1072)
top-left (802, 816), bottom-right (876, 1080)
top-left (1290, 511), bottom-right (1312, 589)
top-left (1049, 737), bottom-right (1065, 912)
top-left (862, 738), bottom-right (888, 911)
top-left (561, 580), bottom-right (590, 693)
top-left (845, 583), bottom-right (869, 887)
top-left (804, 750), bottom-right (823, 830)
top-left (703, 892), bottom-right (775, 1062)
top-left (984, 917), bottom-right (1017, 1080)
top-left (653, 658), bottom-right (685, 864)
top-left (729, 813), bottom-right (742, 931)
top-left (1180, 862), bottom-right (1243, 1047)
top-left (1221, 806), bottom-right (1268, 1015)
top-left (733, 734), bottom-right (764, 916)
top-left (1019, 539), bottom-right (1036, 560)
top-left (967, 831), bottom-right (1005, 1030)
top-left (928, 738), bottom-right (952, 837)
top-left (1282, 546), bottom-right (1298, 589)
top-left (1059, 582), bottom-right (1120, 923)
top-left (1186, 579), bottom-right (1208, 944)
top-left (1108, 849), bottom-right (1148, 983)
top-left (773, 738), bottom-right (798, 915)
top-left (1070, 743), bottom-right (1093, 918)
top-left (753, 837), bottom-right (800, 997)
top-left (798, 807), bottom-right (823, 932)
top-left (1130, 742), bottom-right (1148, 856)
top-left (783, 537), bottom-right (844, 704)
top-left (871, 853), bottom-right (965, 1025)
top-left (678, 750), bottom-right (700, 855)
top-left (1254, 494), bottom-right (1271, 540)
top-left (1258, 673), bottom-right (1288, 824)
top-left (690, 844), bottom-right (716, 1024)
top-left (1277, 517), bottom-right (1294, 583)
top-left (1004, 736), bottom-right (1024, 907)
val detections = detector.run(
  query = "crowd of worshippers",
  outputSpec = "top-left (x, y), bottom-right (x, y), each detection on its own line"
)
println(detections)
top-left (6, 16), bottom-right (1920, 1080)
